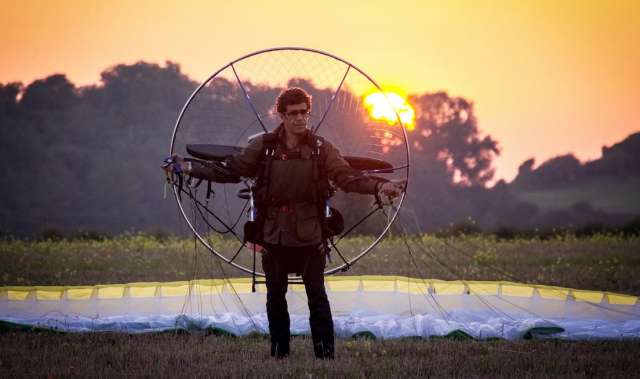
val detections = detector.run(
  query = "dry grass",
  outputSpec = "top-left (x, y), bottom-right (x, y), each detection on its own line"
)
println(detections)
top-left (1, 332), bottom-right (639, 378)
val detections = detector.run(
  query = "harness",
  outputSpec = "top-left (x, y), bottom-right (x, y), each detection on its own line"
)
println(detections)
top-left (244, 132), bottom-right (342, 244)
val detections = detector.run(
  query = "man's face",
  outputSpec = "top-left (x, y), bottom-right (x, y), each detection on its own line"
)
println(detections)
top-left (280, 102), bottom-right (310, 137)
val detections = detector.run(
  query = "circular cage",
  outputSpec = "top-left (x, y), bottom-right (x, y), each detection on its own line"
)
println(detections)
top-left (170, 47), bottom-right (410, 276)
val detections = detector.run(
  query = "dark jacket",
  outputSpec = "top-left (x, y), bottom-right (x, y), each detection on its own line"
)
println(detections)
top-left (194, 126), bottom-right (383, 246)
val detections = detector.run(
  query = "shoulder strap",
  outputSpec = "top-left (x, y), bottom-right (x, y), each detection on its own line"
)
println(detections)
top-left (311, 135), bottom-right (339, 239)
top-left (311, 136), bottom-right (323, 179)
top-left (311, 135), bottom-right (330, 207)
top-left (257, 133), bottom-right (278, 203)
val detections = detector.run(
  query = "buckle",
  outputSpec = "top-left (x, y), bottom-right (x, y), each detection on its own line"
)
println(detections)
top-left (280, 153), bottom-right (288, 160)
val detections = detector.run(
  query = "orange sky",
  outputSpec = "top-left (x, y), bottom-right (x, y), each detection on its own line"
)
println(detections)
top-left (1, 0), bottom-right (638, 183)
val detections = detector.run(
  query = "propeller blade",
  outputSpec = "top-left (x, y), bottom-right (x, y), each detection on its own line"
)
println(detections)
top-left (186, 144), bottom-right (243, 162)
top-left (187, 144), bottom-right (394, 173)
top-left (342, 156), bottom-right (394, 173)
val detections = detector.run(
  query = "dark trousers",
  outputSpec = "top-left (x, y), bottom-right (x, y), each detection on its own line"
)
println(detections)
top-left (262, 244), bottom-right (334, 358)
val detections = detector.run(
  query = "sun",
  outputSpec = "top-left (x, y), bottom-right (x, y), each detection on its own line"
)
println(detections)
top-left (364, 92), bottom-right (415, 131)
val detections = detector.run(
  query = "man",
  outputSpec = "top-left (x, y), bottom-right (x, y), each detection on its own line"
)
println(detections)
top-left (165, 87), bottom-right (404, 359)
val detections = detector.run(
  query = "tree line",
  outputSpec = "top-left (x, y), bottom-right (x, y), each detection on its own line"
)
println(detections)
top-left (0, 61), bottom-right (638, 238)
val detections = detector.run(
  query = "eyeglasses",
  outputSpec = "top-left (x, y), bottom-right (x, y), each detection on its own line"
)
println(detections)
top-left (284, 109), bottom-right (310, 118)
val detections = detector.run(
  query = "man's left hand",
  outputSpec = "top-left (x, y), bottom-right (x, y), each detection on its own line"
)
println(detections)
top-left (378, 179), bottom-right (407, 200)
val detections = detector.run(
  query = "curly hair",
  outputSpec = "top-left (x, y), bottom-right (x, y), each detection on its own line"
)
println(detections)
top-left (275, 87), bottom-right (312, 114)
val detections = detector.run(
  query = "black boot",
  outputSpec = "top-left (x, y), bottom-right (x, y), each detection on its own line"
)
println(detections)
top-left (313, 341), bottom-right (334, 360)
top-left (271, 341), bottom-right (290, 359)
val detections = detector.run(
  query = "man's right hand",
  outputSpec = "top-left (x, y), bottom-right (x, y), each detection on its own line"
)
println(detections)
top-left (162, 154), bottom-right (186, 175)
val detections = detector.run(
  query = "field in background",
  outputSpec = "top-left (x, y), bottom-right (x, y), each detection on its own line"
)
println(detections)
top-left (516, 177), bottom-right (640, 214)
top-left (2, 234), bottom-right (639, 295)
top-left (1, 234), bottom-right (640, 377)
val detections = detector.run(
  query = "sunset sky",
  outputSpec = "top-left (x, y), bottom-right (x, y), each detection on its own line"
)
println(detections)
top-left (2, 0), bottom-right (638, 183)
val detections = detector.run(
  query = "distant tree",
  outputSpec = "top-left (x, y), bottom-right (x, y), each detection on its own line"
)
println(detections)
top-left (517, 158), bottom-right (535, 176)
top-left (511, 132), bottom-right (640, 191)
top-left (511, 154), bottom-right (584, 189)
top-left (0, 61), bottom-right (199, 237)
top-left (387, 92), bottom-right (500, 231)
top-left (587, 132), bottom-right (640, 176)
top-left (3, 60), bottom-right (635, 237)
top-left (99, 61), bottom-right (193, 110)
top-left (0, 82), bottom-right (22, 116)
top-left (409, 92), bottom-right (499, 187)
top-left (19, 74), bottom-right (78, 112)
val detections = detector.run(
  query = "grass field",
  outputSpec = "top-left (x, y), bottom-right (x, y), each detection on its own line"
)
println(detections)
top-left (2, 233), bottom-right (639, 294)
top-left (1, 234), bottom-right (640, 378)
